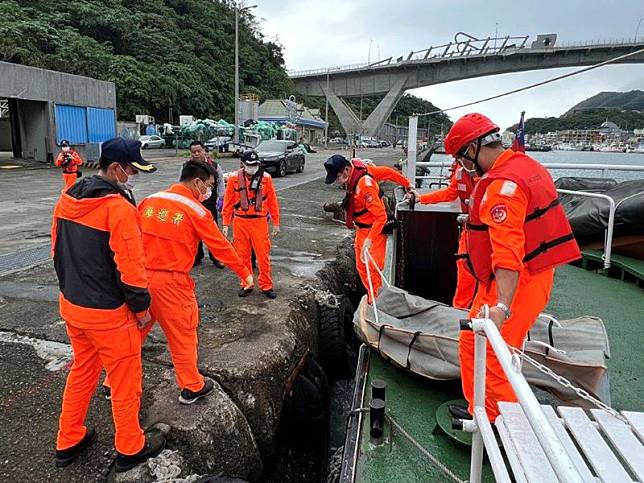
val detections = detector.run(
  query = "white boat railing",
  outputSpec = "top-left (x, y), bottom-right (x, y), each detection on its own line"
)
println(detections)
top-left (462, 314), bottom-right (585, 483)
top-left (556, 190), bottom-right (616, 269)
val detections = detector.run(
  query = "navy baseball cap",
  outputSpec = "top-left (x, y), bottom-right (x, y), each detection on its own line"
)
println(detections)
top-left (241, 150), bottom-right (260, 165)
top-left (100, 137), bottom-right (156, 173)
top-left (324, 154), bottom-right (350, 184)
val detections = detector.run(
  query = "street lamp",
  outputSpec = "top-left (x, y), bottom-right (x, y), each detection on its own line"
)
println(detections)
top-left (234, 2), bottom-right (258, 143)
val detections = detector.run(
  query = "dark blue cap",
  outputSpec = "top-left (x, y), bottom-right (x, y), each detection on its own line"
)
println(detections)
top-left (324, 154), bottom-right (350, 184)
top-left (100, 137), bottom-right (156, 173)
top-left (241, 150), bottom-right (260, 165)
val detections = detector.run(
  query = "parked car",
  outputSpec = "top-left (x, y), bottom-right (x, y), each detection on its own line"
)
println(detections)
top-left (379, 140), bottom-right (391, 147)
top-left (139, 135), bottom-right (165, 149)
top-left (256, 140), bottom-right (305, 177)
top-left (359, 139), bottom-right (380, 148)
top-left (205, 136), bottom-right (232, 153)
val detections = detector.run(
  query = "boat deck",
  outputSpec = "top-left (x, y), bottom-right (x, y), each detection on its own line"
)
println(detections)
top-left (352, 263), bottom-right (644, 482)
top-left (581, 249), bottom-right (644, 286)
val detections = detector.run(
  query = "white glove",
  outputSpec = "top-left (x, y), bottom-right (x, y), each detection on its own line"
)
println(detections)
top-left (362, 238), bottom-right (373, 260)
top-left (136, 310), bottom-right (153, 329)
top-left (244, 274), bottom-right (254, 289)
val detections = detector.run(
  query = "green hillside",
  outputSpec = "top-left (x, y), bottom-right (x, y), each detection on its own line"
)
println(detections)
top-left (0, 0), bottom-right (292, 121)
top-left (509, 108), bottom-right (644, 134)
top-left (565, 90), bottom-right (644, 114)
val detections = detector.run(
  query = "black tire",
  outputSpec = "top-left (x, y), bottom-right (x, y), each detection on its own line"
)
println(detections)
top-left (275, 159), bottom-right (287, 177)
top-left (318, 296), bottom-right (353, 380)
top-left (296, 158), bottom-right (305, 173)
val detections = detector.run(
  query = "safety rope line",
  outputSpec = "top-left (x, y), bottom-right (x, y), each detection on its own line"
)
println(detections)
top-left (413, 46), bottom-right (644, 117)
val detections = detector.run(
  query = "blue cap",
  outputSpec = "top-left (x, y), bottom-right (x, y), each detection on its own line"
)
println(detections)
top-left (100, 137), bottom-right (156, 173)
top-left (241, 150), bottom-right (260, 165)
top-left (324, 154), bottom-right (350, 184)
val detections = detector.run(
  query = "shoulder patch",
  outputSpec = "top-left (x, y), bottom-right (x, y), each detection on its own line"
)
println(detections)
top-left (363, 177), bottom-right (373, 187)
top-left (364, 192), bottom-right (374, 203)
top-left (500, 180), bottom-right (517, 197)
top-left (490, 203), bottom-right (508, 224)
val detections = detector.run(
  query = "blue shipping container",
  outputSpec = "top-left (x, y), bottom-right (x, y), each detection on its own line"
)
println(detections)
top-left (55, 105), bottom-right (88, 145)
top-left (87, 108), bottom-right (116, 143)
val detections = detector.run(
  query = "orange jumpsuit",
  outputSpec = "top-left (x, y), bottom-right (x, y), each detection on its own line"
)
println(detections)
top-left (351, 173), bottom-right (388, 303)
top-left (418, 175), bottom-right (477, 309)
top-left (459, 154), bottom-right (555, 420)
top-left (52, 179), bottom-right (148, 456)
top-left (55, 150), bottom-right (83, 189)
top-left (138, 184), bottom-right (251, 391)
top-left (222, 170), bottom-right (280, 291)
top-left (366, 165), bottom-right (413, 189)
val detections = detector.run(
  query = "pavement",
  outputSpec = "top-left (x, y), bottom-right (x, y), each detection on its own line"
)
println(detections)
top-left (0, 146), bottom-right (404, 481)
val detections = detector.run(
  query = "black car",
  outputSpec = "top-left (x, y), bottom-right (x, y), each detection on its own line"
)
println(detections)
top-left (256, 140), bottom-right (305, 177)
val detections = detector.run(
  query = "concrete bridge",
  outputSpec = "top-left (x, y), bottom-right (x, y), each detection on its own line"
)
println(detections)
top-left (289, 33), bottom-right (644, 137)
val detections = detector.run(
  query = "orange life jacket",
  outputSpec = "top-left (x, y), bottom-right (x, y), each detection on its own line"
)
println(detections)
top-left (343, 160), bottom-right (373, 229)
top-left (454, 165), bottom-right (476, 213)
top-left (466, 152), bottom-right (581, 282)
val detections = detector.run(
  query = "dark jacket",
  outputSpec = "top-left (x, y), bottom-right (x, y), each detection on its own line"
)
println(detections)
top-left (51, 175), bottom-right (150, 329)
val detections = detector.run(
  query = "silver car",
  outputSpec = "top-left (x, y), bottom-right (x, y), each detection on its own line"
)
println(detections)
top-left (139, 135), bottom-right (165, 149)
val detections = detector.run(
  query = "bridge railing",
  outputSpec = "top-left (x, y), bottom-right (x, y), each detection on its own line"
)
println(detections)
top-left (288, 36), bottom-right (644, 78)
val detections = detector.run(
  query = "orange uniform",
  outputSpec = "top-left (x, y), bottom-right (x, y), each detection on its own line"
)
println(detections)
top-left (138, 183), bottom-right (251, 392)
top-left (366, 164), bottom-right (413, 189)
top-left (418, 172), bottom-right (477, 309)
top-left (222, 170), bottom-right (280, 291)
top-left (52, 175), bottom-right (149, 456)
top-left (55, 150), bottom-right (84, 189)
top-left (459, 151), bottom-right (555, 420)
top-left (350, 172), bottom-right (388, 303)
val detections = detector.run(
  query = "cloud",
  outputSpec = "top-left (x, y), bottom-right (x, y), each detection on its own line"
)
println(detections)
top-left (255, 0), bottom-right (644, 129)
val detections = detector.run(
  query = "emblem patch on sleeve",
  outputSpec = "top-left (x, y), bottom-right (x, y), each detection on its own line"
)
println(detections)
top-left (364, 193), bottom-right (373, 203)
top-left (490, 203), bottom-right (507, 223)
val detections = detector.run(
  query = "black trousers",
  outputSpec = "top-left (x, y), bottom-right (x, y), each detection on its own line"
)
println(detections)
top-left (195, 206), bottom-right (219, 263)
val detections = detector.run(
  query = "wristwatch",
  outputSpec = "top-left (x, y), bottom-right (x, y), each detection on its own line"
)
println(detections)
top-left (495, 302), bottom-right (512, 320)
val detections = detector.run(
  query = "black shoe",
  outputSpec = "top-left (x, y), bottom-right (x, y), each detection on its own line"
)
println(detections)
top-left (262, 289), bottom-right (277, 299)
top-left (212, 259), bottom-right (225, 269)
top-left (102, 386), bottom-right (111, 401)
top-left (55, 428), bottom-right (97, 467)
top-left (448, 404), bottom-right (473, 421)
top-left (238, 287), bottom-right (253, 297)
top-left (178, 377), bottom-right (215, 405)
top-left (115, 432), bottom-right (166, 473)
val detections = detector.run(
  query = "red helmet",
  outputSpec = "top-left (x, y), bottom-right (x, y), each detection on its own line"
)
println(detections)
top-left (444, 113), bottom-right (500, 156)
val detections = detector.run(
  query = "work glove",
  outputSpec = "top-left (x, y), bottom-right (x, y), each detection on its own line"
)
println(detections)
top-left (244, 274), bottom-right (254, 289)
top-left (222, 226), bottom-right (229, 237)
top-left (216, 198), bottom-right (224, 212)
top-left (361, 238), bottom-right (373, 261)
top-left (135, 310), bottom-right (153, 329)
top-left (271, 225), bottom-right (280, 237)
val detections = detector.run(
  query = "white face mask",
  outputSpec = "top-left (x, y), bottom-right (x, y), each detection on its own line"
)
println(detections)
top-left (118, 165), bottom-right (137, 191)
top-left (244, 165), bottom-right (259, 176)
top-left (61, 146), bottom-right (70, 153)
top-left (197, 180), bottom-right (212, 202)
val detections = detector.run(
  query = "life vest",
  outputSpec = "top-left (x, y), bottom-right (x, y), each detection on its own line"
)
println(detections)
top-left (343, 160), bottom-right (372, 229)
top-left (454, 165), bottom-right (476, 213)
top-left (465, 151), bottom-right (580, 282)
top-left (236, 169), bottom-right (263, 212)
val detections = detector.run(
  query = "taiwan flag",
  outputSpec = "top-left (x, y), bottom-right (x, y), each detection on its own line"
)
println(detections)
top-left (512, 111), bottom-right (526, 153)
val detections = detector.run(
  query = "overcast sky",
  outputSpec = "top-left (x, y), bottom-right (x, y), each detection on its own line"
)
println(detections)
top-left (254, 0), bottom-right (644, 130)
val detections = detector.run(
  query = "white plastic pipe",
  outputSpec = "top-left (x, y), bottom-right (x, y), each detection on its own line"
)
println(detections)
top-left (471, 317), bottom-right (585, 483)
top-left (406, 116), bottom-right (418, 182)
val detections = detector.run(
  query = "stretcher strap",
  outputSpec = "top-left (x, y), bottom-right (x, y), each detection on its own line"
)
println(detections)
top-left (376, 323), bottom-right (392, 357)
top-left (405, 331), bottom-right (422, 369)
top-left (397, 304), bottom-right (441, 320)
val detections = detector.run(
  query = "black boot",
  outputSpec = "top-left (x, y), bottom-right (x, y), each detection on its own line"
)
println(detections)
top-left (448, 404), bottom-right (473, 421)
top-left (178, 377), bottom-right (215, 405)
top-left (55, 428), bottom-right (97, 467)
top-left (238, 287), bottom-right (253, 297)
top-left (262, 289), bottom-right (277, 299)
top-left (115, 432), bottom-right (166, 473)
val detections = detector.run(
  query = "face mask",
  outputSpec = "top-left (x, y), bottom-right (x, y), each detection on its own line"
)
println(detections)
top-left (61, 147), bottom-right (70, 153)
top-left (336, 170), bottom-right (349, 185)
top-left (244, 165), bottom-right (259, 176)
top-left (197, 180), bottom-right (212, 202)
top-left (118, 165), bottom-right (137, 191)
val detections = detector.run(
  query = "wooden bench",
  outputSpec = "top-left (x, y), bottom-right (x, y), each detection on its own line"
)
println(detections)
top-left (495, 402), bottom-right (644, 482)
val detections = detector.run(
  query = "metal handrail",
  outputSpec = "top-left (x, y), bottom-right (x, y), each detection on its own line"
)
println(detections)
top-left (556, 189), bottom-right (616, 269)
top-left (415, 161), bottom-right (644, 174)
top-left (464, 315), bottom-right (584, 483)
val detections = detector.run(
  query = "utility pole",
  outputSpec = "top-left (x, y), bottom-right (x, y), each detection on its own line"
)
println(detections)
top-left (234, 2), bottom-right (257, 143)
top-left (324, 70), bottom-right (329, 148)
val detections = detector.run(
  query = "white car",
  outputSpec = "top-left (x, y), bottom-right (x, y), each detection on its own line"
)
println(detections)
top-left (139, 135), bottom-right (165, 149)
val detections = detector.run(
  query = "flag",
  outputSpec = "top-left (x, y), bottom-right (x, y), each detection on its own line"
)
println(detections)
top-left (512, 111), bottom-right (526, 153)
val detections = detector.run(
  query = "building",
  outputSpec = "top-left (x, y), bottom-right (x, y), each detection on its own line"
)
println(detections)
top-left (259, 99), bottom-right (327, 144)
top-left (0, 61), bottom-right (117, 163)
